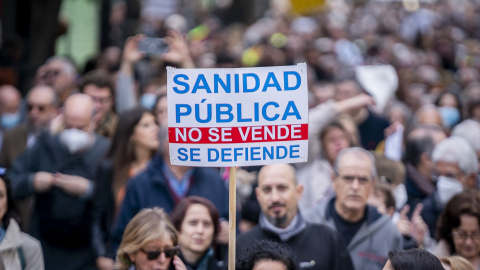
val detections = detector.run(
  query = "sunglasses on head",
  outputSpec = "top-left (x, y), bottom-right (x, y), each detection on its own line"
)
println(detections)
top-left (140, 246), bottom-right (180, 260)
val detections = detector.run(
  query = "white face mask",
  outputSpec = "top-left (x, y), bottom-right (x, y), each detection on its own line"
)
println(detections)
top-left (436, 176), bottom-right (464, 205)
top-left (393, 183), bottom-right (408, 210)
top-left (60, 128), bottom-right (92, 154)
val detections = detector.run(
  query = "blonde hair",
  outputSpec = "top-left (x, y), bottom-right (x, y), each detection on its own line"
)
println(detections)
top-left (440, 256), bottom-right (474, 270)
top-left (115, 207), bottom-right (178, 270)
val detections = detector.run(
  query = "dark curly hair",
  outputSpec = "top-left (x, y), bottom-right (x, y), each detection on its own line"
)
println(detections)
top-left (236, 239), bottom-right (297, 270)
top-left (388, 249), bottom-right (444, 270)
top-left (436, 190), bottom-right (480, 253)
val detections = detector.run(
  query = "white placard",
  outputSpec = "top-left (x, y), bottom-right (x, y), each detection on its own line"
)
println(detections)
top-left (355, 65), bottom-right (398, 112)
top-left (167, 63), bottom-right (309, 166)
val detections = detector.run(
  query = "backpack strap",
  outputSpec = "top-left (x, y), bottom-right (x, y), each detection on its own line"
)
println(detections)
top-left (17, 246), bottom-right (25, 270)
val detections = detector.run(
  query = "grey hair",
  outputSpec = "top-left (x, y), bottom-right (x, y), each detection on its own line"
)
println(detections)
top-left (46, 56), bottom-right (77, 77)
top-left (334, 147), bottom-right (377, 179)
top-left (432, 136), bottom-right (478, 174)
top-left (451, 119), bottom-right (480, 152)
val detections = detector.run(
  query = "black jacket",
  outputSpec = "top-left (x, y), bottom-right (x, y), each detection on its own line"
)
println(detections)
top-left (237, 216), bottom-right (354, 270)
top-left (8, 132), bottom-right (110, 270)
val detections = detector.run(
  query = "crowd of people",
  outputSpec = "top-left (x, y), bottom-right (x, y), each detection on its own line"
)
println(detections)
top-left (1, 0), bottom-right (480, 269)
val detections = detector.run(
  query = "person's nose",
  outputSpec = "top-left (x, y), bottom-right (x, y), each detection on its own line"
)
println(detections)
top-left (271, 188), bottom-right (281, 201)
top-left (464, 235), bottom-right (474, 245)
top-left (157, 251), bottom-right (167, 263)
top-left (351, 179), bottom-right (361, 190)
top-left (195, 223), bottom-right (204, 234)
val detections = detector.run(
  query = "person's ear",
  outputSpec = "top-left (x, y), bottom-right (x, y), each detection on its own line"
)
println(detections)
top-left (386, 206), bottom-right (396, 217)
top-left (465, 172), bottom-right (477, 189)
top-left (127, 253), bottom-right (136, 263)
top-left (296, 184), bottom-right (304, 200)
top-left (419, 153), bottom-right (431, 166)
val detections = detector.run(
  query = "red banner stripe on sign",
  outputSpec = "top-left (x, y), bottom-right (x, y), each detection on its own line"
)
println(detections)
top-left (168, 124), bottom-right (308, 144)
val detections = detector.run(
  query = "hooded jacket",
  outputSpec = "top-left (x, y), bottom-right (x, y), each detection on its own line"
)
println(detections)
top-left (303, 198), bottom-right (403, 270)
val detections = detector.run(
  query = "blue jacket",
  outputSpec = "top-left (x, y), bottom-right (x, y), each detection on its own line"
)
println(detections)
top-left (109, 155), bottom-right (229, 258)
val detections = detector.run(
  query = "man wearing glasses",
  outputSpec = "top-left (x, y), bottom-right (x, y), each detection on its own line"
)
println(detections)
top-left (1, 85), bottom-right (58, 168)
top-left (237, 163), bottom-right (354, 270)
top-left (420, 136), bottom-right (478, 239)
top-left (79, 69), bottom-right (118, 138)
top-left (304, 147), bottom-right (403, 270)
top-left (1, 85), bottom-right (58, 232)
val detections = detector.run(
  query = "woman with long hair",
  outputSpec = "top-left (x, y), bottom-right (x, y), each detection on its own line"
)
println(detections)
top-left (0, 172), bottom-right (44, 269)
top-left (92, 106), bottom-right (160, 270)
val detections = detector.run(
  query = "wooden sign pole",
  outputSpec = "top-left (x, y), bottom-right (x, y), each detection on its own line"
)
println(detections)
top-left (228, 166), bottom-right (237, 270)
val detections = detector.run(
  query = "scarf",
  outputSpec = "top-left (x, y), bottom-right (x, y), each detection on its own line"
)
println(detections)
top-left (259, 211), bottom-right (306, 242)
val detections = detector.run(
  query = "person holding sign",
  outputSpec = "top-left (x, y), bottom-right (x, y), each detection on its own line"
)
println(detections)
top-left (109, 129), bottom-right (229, 259)
top-left (237, 163), bottom-right (354, 270)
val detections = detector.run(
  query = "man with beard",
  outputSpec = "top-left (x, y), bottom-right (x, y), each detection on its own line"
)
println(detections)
top-left (236, 163), bottom-right (353, 270)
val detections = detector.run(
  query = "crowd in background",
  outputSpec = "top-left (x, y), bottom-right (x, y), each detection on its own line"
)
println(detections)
top-left (1, 0), bottom-right (480, 269)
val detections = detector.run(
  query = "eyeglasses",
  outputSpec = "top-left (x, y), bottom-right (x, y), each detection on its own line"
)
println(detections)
top-left (43, 69), bottom-right (61, 79)
top-left (432, 171), bottom-right (463, 182)
top-left (379, 176), bottom-right (393, 185)
top-left (452, 230), bottom-right (480, 241)
top-left (27, 104), bottom-right (48, 112)
top-left (338, 175), bottom-right (371, 185)
top-left (89, 96), bottom-right (112, 105)
top-left (140, 246), bottom-right (180, 260)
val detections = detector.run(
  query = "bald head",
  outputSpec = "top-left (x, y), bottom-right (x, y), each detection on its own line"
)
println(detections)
top-left (0, 85), bottom-right (21, 114)
top-left (63, 94), bottom-right (94, 132)
top-left (258, 164), bottom-right (297, 186)
top-left (28, 85), bottom-right (57, 105)
top-left (256, 163), bottom-right (302, 228)
top-left (415, 105), bottom-right (443, 127)
top-left (27, 86), bottom-right (58, 130)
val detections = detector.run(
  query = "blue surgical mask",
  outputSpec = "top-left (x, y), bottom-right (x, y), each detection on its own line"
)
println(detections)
top-left (439, 106), bottom-right (460, 129)
top-left (140, 93), bottom-right (157, 110)
top-left (1, 112), bottom-right (21, 129)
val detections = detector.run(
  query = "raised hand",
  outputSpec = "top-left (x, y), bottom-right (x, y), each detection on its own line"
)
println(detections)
top-left (121, 34), bottom-right (146, 74)
top-left (162, 30), bottom-right (195, 68)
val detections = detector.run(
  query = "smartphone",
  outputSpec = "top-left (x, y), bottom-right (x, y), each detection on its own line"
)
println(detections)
top-left (138, 37), bottom-right (169, 56)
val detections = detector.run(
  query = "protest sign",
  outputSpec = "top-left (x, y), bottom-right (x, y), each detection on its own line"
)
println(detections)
top-left (167, 63), bottom-right (309, 167)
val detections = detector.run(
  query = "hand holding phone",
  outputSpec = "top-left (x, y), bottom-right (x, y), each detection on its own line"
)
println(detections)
top-left (138, 37), bottom-right (169, 56)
